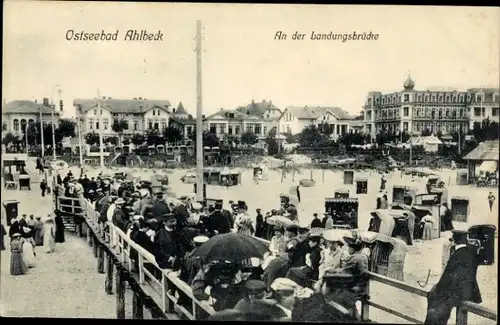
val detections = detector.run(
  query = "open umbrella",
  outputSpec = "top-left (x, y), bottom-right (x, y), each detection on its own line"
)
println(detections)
top-left (191, 233), bottom-right (269, 263)
top-left (266, 215), bottom-right (295, 228)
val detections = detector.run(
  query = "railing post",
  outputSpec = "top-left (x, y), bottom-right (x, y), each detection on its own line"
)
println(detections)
top-left (87, 224), bottom-right (92, 246)
top-left (132, 292), bottom-right (144, 319)
top-left (116, 266), bottom-right (126, 319)
top-left (138, 255), bottom-right (145, 284)
top-left (97, 245), bottom-right (105, 274)
top-left (161, 272), bottom-right (171, 313)
top-left (361, 280), bottom-right (370, 321)
top-left (93, 235), bottom-right (98, 258)
top-left (105, 252), bottom-right (114, 295)
top-left (456, 305), bottom-right (468, 325)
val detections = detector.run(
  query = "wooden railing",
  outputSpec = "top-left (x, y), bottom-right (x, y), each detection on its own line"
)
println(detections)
top-left (58, 195), bottom-right (497, 323)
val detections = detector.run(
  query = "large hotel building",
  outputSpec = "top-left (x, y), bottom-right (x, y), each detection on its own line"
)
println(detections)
top-left (363, 75), bottom-right (499, 138)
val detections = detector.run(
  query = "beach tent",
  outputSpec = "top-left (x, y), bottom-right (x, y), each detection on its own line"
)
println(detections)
top-left (407, 135), bottom-right (442, 153)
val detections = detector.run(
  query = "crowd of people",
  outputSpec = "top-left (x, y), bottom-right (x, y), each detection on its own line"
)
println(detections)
top-left (49, 170), bottom-right (373, 321)
top-left (3, 167), bottom-right (485, 323)
top-left (6, 212), bottom-right (65, 276)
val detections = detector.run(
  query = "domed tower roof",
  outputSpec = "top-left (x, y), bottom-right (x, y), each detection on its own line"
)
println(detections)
top-left (403, 74), bottom-right (415, 90)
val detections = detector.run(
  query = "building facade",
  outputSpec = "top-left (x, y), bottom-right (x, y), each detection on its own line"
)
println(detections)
top-left (2, 98), bottom-right (61, 136)
top-left (279, 106), bottom-right (354, 139)
top-left (363, 76), bottom-right (500, 139)
top-left (74, 97), bottom-right (174, 136)
top-left (202, 100), bottom-right (282, 141)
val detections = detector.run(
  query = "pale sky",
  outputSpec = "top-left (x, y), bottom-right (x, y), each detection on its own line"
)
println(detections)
top-left (3, 2), bottom-right (499, 118)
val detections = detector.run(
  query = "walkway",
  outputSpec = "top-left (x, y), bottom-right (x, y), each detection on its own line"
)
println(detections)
top-left (0, 189), bottom-right (143, 318)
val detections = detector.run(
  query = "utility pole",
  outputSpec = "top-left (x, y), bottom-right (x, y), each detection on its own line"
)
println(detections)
top-left (51, 85), bottom-right (60, 160)
top-left (77, 116), bottom-right (84, 175)
top-left (97, 89), bottom-right (105, 169)
top-left (39, 106), bottom-right (45, 158)
top-left (195, 20), bottom-right (204, 203)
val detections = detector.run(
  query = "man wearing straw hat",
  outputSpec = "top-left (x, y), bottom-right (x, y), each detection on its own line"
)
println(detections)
top-left (314, 230), bottom-right (349, 291)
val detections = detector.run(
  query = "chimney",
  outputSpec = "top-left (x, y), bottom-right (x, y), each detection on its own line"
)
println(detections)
top-left (138, 97), bottom-right (143, 100)
top-left (172, 108), bottom-right (176, 113)
top-left (43, 98), bottom-right (49, 106)
top-left (220, 108), bottom-right (223, 111)
top-left (188, 114), bottom-right (193, 119)
top-left (59, 100), bottom-right (64, 112)
top-left (133, 97), bottom-right (137, 100)
top-left (202, 114), bottom-right (206, 119)
top-left (102, 96), bottom-right (106, 99)
top-left (34, 100), bottom-right (37, 104)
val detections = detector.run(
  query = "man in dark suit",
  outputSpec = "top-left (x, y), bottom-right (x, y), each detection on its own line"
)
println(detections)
top-left (154, 217), bottom-right (180, 269)
top-left (207, 202), bottom-right (232, 235)
top-left (424, 229), bottom-right (482, 325)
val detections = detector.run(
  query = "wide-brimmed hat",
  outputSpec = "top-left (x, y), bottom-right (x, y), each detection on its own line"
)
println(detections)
top-left (115, 198), bottom-right (125, 205)
top-left (343, 235), bottom-right (363, 249)
top-left (322, 230), bottom-right (345, 244)
top-left (12, 233), bottom-right (22, 238)
top-left (192, 202), bottom-right (203, 210)
top-left (193, 235), bottom-right (210, 245)
top-left (22, 227), bottom-right (31, 233)
top-left (133, 215), bottom-right (143, 221)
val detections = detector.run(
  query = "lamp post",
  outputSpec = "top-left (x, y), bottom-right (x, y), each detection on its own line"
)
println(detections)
top-left (50, 85), bottom-right (60, 160)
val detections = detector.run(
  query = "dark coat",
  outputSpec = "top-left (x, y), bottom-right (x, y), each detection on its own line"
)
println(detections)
top-left (429, 246), bottom-right (482, 306)
top-left (132, 230), bottom-right (154, 254)
top-left (112, 207), bottom-right (127, 231)
top-left (150, 200), bottom-right (171, 219)
top-left (311, 218), bottom-right (323, 228)
top-left (292, 293), bottom-right (357, 322)
top-left (254, 213), bottom-right (265, 238)
top-left (9, 221), bottom-right (21, 238)
top-left (153, 227), bottom-right (180, 269)
top-left (207, 211), bottom-right (232, 235)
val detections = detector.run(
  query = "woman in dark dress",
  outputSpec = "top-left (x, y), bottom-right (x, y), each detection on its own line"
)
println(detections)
top-left (286, 234), bottom-right (322, 287)
top-left (54, 210), bottom-right (65, 243)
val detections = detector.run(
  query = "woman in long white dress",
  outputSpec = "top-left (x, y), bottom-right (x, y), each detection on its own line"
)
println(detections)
top-left (43, 216), bottom-right (56, 253)
top-left (21, 227), bottom-right (36, 268)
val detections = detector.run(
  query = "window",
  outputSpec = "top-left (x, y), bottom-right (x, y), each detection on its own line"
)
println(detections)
top-left (209, 124), bottom-right (216, 133)
top-left (13, 119), bottom-right (19, 131)
top-left (96, 121), bottom-right (99, 130)
top-left (403, 107), bottom-right (409, 117)
top-left (100, 109), bottom-right (103, 115)
top-left (28, 119), bottom-right (34, 127)
top-left (404, 94), bottom-right (409, 102)
top-left (89, 119), bottom-right (94, 130)
top-left (493, 108), bottom-right (499, 116)
top-left (246, 124), bottom-right (252, 133)
top-left (228, 126), bottom-right (233, 135)
top-left (220, 124), bottom-right (226, 134)
top-left (94, 109), bottom-right (97, 115)
top-left (186, 126), bottom-right (193, 135)
top-left (481, 107), bottom-right (485, 116)
top-left (161, 119), bottom-right (167, 130)
top-left (286, 126), bottom-right (291, 133)
top-left (134, 121), bottom-right (139, 131)
top-left (403, 122), bottom-right (408, 131)
top-left (153, 110), bottom-right (156, 116)
top-left (154, 121), bottom-right (159, 130)
top-left (2, 123), bottom-right (7, 131)
top-left (474, 107), bottom-right (481, 117)
top-left (263, 126), bottom-right (267, 134)
top-left (21, 119), bottom-right (27, 132)
top-left (254, 124), bottom-right (262, 134)
top-left (148, 120), bottom-right (153, 129)
top-left (235, 126), bottom-right (240, 135)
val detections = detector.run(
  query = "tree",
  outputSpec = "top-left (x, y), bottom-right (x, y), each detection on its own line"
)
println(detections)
top-left (55, 119), bottom-right (76, 139)
top-left (163, 126), bottom-right (182, 144)
top-left (240, 131), bottom-right (258, 146)
top-left (421, 128), bottom-right (432, 136)
top-left (189, 128), bottom-right (220, 147)
top-left (85, 132), bottom-right (100, 146)
top-left (25, 122), bottom-right (54, 146)
top-left (471, 118), bottom-right (499, 143)
top-left (112, 118), bottom-right (128, 145)
top-left (104, 136), bottom-right (119, 146)
top-left (338, 132), bottom-right (370, 146)
top-left (265, 127), bottom-right (281, 155)
top-left (146, 129), bottom-right (164, 146)
top-left (283, 132), bottom-right (299, 144)
top-left (297, 125), bottom-right (331, 147)
top-left (131, 133), bottom-right (146, 146)
top-left (2, 132), bottom-right (16, 145)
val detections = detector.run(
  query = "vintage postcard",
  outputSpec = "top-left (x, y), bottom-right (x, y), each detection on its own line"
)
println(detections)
top-left (1, 1), bottom-right (498, 323)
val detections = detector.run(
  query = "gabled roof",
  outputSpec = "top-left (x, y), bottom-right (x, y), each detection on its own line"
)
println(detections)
top-left (205, 109), bottom-right (250, 121)
top-left (174, 102), bottom-right (189, 115)
top-left (463, 141), bottom-right (499, 161)
top-left (285, 106), bottom-right (351, 120)
top-left (236, 100), bottom-right (280, 116)
top-left (74, 98), bottom-right (171, 115)
top-left (3, 100), bottom-right (59, 115)
top-left (169, 117), bottom-right (197, 125)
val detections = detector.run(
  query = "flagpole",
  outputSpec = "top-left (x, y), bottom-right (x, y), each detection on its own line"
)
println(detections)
top-left (97, 90), bottom-right (105, 170)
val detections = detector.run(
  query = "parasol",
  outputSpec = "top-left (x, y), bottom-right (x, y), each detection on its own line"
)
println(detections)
top-left (191, 233), bottom-right (269, 263)
top-left (266, 215), bottom-right (295, 228)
